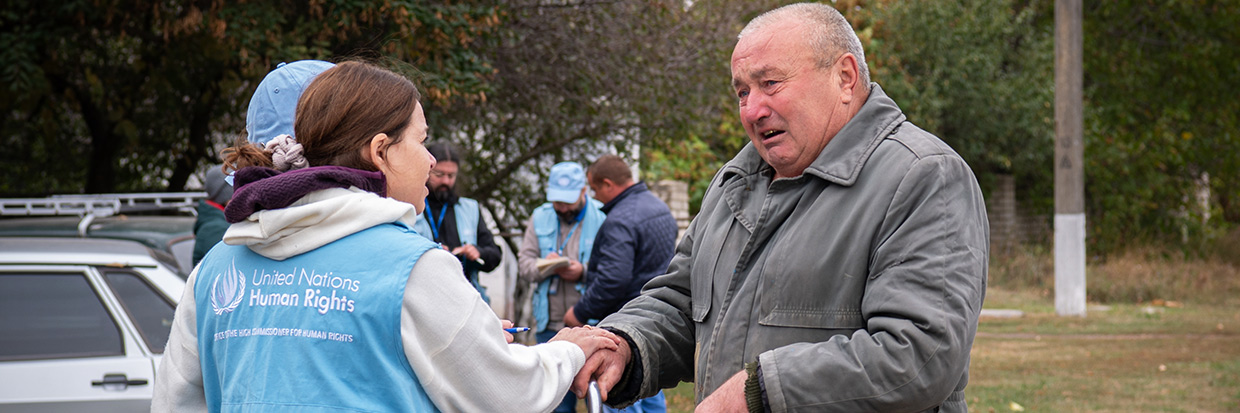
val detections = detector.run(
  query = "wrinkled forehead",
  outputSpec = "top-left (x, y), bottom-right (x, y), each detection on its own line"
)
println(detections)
top-left (734, 16), bottom-right (812, 54)
top-left (731, 22), bottom-right (814, 82)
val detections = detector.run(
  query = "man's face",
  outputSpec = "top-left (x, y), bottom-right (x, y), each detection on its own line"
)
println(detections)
top-left (552, 189), bottom-right (586, 223)
top-left (731, 18), bottom-right (847, 179)
top-left (586, 172), bottom-right (614, 205)
top-left (427, 160), bottom-right (458, 201)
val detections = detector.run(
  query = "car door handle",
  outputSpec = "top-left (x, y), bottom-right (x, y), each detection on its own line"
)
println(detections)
top-left (91, 373), bottom-right (149, 387)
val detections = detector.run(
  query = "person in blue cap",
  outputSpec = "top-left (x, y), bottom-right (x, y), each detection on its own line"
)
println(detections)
top-left (565, 154), bottom-right (677, 413)
top-left (244, 60), bottom-right (336, 146)
top-left (193, 61), bottom-right (334, 268)
top-left (517, 161), bottom-right (608, 412)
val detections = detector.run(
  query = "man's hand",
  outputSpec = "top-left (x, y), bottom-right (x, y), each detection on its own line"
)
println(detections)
top-left (555, 260), bottom-right (584, 281)
top-left (545, 252), bottom-right (583, 281)
top-left (451, 244), bottom-right (481, 261)
top-left (695, 370), bottom-right (749, 412)
top-left (571, 328), bottom-right (631, 401)
top-left (563, 307), bottom-right (584, 327)
top-left (548, 326), bottom-right (618, 362)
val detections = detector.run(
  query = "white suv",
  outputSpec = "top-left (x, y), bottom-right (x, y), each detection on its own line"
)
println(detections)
top-left (0, 236), bottom-right (185, 412)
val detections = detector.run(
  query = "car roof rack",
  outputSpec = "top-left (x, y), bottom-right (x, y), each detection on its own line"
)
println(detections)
top-left (0, 193), bottom-right (205, 237)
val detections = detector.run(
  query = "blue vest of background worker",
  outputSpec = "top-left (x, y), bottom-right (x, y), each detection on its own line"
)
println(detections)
top-left (413, 142), bottom-right (503, 303)
top-left (195, 223), bottom-right (440, 412)
top-left (517, 161), bottom-right (606, 412)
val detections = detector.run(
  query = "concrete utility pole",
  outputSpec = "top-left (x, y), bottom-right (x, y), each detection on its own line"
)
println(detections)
top-left (1054, 0), bottom-right (1086, 316)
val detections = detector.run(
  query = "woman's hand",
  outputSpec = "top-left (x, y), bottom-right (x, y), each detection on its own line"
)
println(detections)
top-left (500, 319), bottom-right (516, 343)
top-left (549, 326), bottom-right (618, 359)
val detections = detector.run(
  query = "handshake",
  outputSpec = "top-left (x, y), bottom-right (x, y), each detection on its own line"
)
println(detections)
top-left (546, 326), bottom-right (632, 403)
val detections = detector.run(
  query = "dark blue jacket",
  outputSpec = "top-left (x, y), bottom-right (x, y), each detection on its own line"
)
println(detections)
top-left (574, 182), bottom-right (678, 321)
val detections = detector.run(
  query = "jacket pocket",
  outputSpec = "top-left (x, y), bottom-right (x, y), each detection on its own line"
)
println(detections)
top-left (758, 305), bottom-right (863, 329)
top-left (756, 217), bottom-right (868, 330)
top-left (690, 270), bottom-right (712, 323)
top-left (756, 264), bottom-right (867, 330)
top-left (690, 221), bottom-right (737, 323)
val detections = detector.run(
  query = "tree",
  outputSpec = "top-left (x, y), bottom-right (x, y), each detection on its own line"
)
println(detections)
top-left (861, 0), bottom-right (1239, 254)
top-left (641, 0), bottom-right (782, 215)
top-left (866, 0), bottom-right (1056, 215)
top-left (427, 0), bottom-right (773, 233)
top-left (1082, 0), bottom-right (1240, 253)
top-left (1, 0), bottom-right (500, 195)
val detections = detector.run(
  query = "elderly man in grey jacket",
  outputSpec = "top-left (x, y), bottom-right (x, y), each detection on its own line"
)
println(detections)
top-left (572, 3), bottom-right (989, 412)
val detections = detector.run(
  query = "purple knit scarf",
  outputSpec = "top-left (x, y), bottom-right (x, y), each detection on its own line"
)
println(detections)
top-left (225, 166), bottom-right (387, 223)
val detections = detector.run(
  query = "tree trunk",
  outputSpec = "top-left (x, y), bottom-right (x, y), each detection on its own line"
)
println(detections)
top-left (168, 73), bottom-right (222, 191)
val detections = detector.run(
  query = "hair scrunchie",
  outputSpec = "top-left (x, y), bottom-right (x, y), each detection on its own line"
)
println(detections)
top-left (264, 134), bottom-right (309, 172)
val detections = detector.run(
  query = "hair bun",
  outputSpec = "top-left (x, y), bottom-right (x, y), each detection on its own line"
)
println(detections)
top-left (265, 134), bottom-right (309, 171)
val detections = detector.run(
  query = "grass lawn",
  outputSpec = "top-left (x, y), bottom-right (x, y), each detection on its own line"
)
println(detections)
top-left (655, 247), bottom-right (1240, 412)
top-left (660, 288), bottom-right (1240, 412)
top-left (968, 287), bottom-right (1240, 412)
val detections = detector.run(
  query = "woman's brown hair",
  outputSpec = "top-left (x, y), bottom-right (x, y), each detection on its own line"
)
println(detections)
top-left (223, 61), bottom-right (421, 172)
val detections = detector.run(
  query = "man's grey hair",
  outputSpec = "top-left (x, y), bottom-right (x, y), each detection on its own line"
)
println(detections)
top-left (739, 3), bottom-right (871, 87)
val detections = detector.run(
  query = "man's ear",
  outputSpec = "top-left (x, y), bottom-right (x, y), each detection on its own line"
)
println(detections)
top-left (366, 133), bottom-right (390, 170)
top-left (837, 53), bottom-right (860, 104)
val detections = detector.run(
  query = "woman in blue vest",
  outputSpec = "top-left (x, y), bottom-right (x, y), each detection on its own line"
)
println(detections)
top-left (153, 61), bottom-right (618, 412)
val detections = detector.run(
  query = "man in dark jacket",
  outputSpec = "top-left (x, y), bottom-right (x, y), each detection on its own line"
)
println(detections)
top-left (192, 165), bottom-right (233, 266)
top-left (565, 155), bottom-right (678, 326)
top-left (565, 154), bottom-right (677, 413)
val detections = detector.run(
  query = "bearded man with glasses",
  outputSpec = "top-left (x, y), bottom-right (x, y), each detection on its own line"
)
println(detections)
top-left (414, 142), bottom-right (504, 303)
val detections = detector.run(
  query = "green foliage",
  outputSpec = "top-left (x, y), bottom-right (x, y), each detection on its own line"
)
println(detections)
top-left (644, 131), bottom-right (743, 215)
top-left (867, 0), bottom-right (1055, 215)
top-left (429, 0), bottom-right (771, 231)
top-left (0, 0), bottom-right (501, 195)
top-left (857, 0), bottom-right (1239, 255)
top-left (642, 0), bottom-right (810, 214)
top-left (3, 0), bottom-right (1235, 257)
top-left (1083, 0), bottom-right (1240, 253)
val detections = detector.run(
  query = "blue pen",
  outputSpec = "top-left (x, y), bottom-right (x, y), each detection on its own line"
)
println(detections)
top-left (504, 327), bottom-right (530, 333)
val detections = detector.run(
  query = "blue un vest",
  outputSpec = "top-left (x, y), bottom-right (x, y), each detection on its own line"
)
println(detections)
top-left (413, 197), bottom-right (480, 247)
top-left (413, 198), bottom-right (487, 301)
top-left (531, 199), bottom-right (605, 332)
top-left (195, 223), bottom-right (440, 412)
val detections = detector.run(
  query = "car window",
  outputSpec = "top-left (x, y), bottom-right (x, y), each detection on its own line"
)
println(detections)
top-left (0, 273), bottom-right (124, 361)
top-left (102, 270), bottom-right (176, 354)
top-left (169, 237), bottom-right (196, 275)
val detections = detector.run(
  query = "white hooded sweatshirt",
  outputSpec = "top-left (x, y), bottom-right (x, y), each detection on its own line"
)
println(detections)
top-left (153, 187), bottom-right (584, 412)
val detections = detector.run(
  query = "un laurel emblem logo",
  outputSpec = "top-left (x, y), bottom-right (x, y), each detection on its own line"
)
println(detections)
top-left (210, 260), bottom-right (246, 315)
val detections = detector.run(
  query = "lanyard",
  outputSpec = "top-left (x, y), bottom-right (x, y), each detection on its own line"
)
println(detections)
top-left (554, 207), bottom-right (588, 256)
top-left (425, 199), bottom-right (448, 242)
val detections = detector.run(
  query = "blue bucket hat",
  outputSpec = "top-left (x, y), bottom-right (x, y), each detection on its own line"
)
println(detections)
top-left (245, 60), bottom-right (336, 145)
top-left (547, 162), bottom-right (586, 203)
